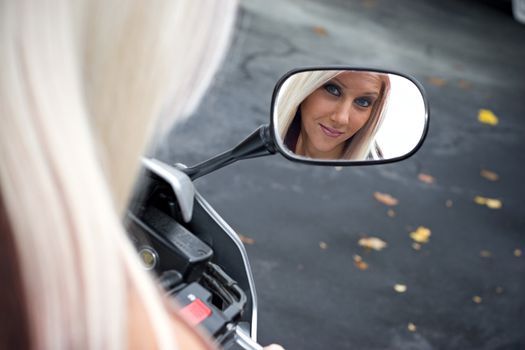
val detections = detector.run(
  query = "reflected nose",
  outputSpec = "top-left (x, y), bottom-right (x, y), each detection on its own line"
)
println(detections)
top-left (330, 103), bottom-right (351, 127)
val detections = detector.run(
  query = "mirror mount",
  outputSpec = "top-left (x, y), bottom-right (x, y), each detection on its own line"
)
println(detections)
top-left (181, 125), bottom-right (276, 180)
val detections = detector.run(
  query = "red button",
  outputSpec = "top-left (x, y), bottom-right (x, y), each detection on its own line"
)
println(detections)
top-left (180, 298), bottom-right (212, 326)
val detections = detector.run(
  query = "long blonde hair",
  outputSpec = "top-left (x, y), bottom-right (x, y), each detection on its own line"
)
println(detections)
top-left (275, 70), bottom-right (390, 160)
top-left (0, 0), bottom-right (236, 349)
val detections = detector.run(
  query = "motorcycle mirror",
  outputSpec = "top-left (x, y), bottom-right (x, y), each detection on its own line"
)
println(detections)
top-left (270, 68), bottom-right (429, 164)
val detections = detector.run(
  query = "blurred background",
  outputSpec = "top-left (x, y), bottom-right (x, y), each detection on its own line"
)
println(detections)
top-left (155, 0), bottom-right (525, 349)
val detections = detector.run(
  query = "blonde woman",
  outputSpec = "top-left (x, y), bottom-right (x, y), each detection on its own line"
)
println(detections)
top-left (276, 70), bottom-right (390, 160)
top-left (0, 0), bottom-right (282, 349)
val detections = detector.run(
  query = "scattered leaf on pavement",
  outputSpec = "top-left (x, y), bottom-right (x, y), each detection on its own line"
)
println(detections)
top-left (418, 173), bottom-right (435, 184)
top-left (472, 296), bottom-right (482, 304)
top-left (480, 169), bottom-right (499, 181)
top-left (374, 192), bottom-right (398, 206)
top-left (335, 166), bottom-right (342, 171)
top-left (387, 209), bottom-right (396, 218)
top-left (478, 109), bottom-right (499, 126)
top-left (428, 77), bottom-right (447, 87)
top-left (474, 196), bottom-right (502, 209)
top-left (514, 248), bottom-right (522, 257)
top-left (458, 79), bottom-right (472, 90)
top-left (412, 243), bottom-right (422, 251)
top-left (446, 200), bottom-right (453, 208)
top-left (362, 0), bottom-right (377, 8)
top-left (358, 237), bottom-right (387, 251)
top-left (394, 284), bottom-right (407, 293)
top-left (312, 26), bottom-right (328, 36)
top-left (319, 241), bottom-right (328, 250)
top-left (480, 250), bottom-right (492, 258)
top-left (410, 226), bottom-right (431, 244)
top-left (353, 255), bottom-right (369, 270)
top-left (407, 323), bottom-right (417, 332)
top-left (239, 234), bottom-right (255, 245)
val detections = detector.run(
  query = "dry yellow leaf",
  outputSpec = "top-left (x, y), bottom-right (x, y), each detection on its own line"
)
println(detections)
top-left (412, 242), bottom-right (422, 251)
top-left (428, 77), bottom-right (447, 87)
top-left (480, 250), bottom-right (492, 258)
top-left (362, 0), bottom-right (377, 8)
top-left (474, 196), bottom-right (502, 209)
top-left (418, 173), bottom-right (435, 184)
top-left (445, 200), bottom-right (453, 208)
top-left (387, 209), bottom-right (396, 218)
top-left (319, 241), bottom-right (328, 250)
top-left (514, 248), bottom-right (522, 257)
top-left (478, 109), bottom-right (499, 126)
top-left (353, 255), bottom-right (368, 270)
top-left (480, 169), bottom-right (499, 181)
top-left (374, 192), bottom-right (399, 206)
top-left (410, 226), bottom-right (431, 244)
top-left (239, 234), bottom-right (255, 245)
top-left (458, 79), bottom-right (472, 90)
top-left (312, 26), bottom-right (328, 36)
top-left (394, 284), bottom-right (407, 293)
top-left (407, 323), bottom-right (417, 332)
top-left (472, 295), bottom-right (482, 304)
top-left (358, 237), bottom-right (387, 251)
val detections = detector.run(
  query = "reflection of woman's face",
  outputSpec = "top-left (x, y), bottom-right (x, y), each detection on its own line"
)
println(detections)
top-left (297, 71), bottom-right (383, 159)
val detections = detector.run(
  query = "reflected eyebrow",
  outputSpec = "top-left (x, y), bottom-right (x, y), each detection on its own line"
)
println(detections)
top-left (332, 77), bottom-right (379, 97)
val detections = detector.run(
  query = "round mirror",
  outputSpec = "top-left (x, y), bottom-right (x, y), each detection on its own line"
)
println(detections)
top-left (271, 69), bottom-right (428, 164)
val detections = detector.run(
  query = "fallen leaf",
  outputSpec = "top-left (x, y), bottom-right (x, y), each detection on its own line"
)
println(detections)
top-left (480, 250), bottom-right (492, 258)
top-left (319, 241), bottom-right (328, 250)
top-left (472, 295), bottom-right (482, 304)
top-left (418, 173), bottom-right (435, 184)
top-left (428, 77), bottom-right (447, 87)
top-left (353, 255), bottom-right (369, 270)
top-left (478, 109), bottom-right (499, 126)
top-left (407, 323), bottom-right (417, 332)
top-left (495, 286), bottom-right (504, 294)
top-left (394, 284), bottom-right (407, 293)
top-left (514, 248), bottom-right (522, 257)
top-left (387, 209), bottom-right (396, 218)
top-left (358, 237), bottom-right (388, 251)
top-left (474, 196), bottom-right (502, 209)
top-left (362, 0), bottom-right (377, 8)
top-left (412, 242), bottom-right (422, 251)
top-left (312, 26), bottom-right (328, 36)
top-left (239, 234), bottom-right (255, 245)
top-left (334, 166), bottom-right (343, 171)
top-left (458, 79), bottom-right (472, 90)
top-left (445, 200), bottom-right (453, 208)
top-left (480, 169), bottom-right (499, 181)
top-left (374, 192), bottom-right (398, 206)
top-left (410, 226), bottom-right (431, 244)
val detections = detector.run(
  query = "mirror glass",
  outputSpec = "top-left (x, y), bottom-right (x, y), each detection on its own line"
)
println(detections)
top-left (272, 69), bottom-right (427, 162)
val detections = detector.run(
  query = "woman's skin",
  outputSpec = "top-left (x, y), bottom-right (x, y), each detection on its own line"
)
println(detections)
top-left (296, 71), bottom-right (383, 159)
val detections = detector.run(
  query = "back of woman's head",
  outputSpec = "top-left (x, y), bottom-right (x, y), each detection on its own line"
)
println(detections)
top-left (0, 0), bottom-right (236, 349)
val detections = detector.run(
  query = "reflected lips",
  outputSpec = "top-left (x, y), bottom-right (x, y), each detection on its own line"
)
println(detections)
top-left (319, 123), bottom-right (343, 138)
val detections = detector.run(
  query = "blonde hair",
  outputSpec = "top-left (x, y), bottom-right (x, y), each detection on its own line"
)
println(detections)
top-left (0, 0), bottom-right (236, 349)
top-left (275, 70), bottom-right (390, 160)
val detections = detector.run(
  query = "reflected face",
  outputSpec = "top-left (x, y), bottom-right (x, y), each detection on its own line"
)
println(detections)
top-left (297, 71), bottom-right (383, 159)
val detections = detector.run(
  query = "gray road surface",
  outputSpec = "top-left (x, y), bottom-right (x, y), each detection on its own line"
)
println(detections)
top-left (155, 0), bottom-right (525, 349)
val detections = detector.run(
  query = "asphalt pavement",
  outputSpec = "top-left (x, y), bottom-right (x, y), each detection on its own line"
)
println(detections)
top-left (155, 0), bottom-right (525, 349)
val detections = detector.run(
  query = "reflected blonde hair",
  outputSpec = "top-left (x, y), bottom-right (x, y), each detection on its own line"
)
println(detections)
top-left (0, 0), bottom-right (236, 349)
top-left (275, 70), bottom-right (390, 160)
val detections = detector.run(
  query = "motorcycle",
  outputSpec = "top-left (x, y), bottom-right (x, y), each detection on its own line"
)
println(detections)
top-left (125, 67), bottom-right (429, 349)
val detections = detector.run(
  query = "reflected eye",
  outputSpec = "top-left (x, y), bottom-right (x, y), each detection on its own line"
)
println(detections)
top-left (354, 97), bottom-right (373, 108)
top-left (323, 83), bottom-right (342, 97)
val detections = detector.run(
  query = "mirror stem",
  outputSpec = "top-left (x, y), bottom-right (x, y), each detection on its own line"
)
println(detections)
top-left (181, 125), bottom-right (276, 180)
